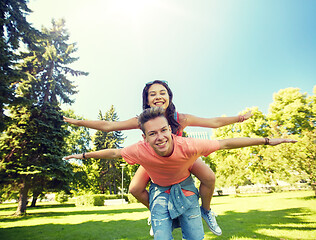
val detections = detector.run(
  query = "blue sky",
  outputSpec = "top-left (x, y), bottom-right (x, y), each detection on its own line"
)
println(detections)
top-left (27, 0), bottom-right (316, 146)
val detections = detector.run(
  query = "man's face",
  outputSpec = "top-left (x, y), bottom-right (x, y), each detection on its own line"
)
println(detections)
top-left (142, 116), bottom-right (174, 157)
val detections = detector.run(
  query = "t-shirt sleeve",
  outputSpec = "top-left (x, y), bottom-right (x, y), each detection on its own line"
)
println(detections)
top-left (121, 142), bottom-right (141, 165)
top-left (190, 138), bottom-right (220, 157)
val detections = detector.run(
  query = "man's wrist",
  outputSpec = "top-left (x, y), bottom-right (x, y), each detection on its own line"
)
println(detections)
top-left (264, 138), bottom-right (270, 145)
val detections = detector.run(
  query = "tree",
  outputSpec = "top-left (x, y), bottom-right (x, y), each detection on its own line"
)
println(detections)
top-left (88, 105), bottom-right (126, 194)
top-left (62, 109), bottom-right (91, 194)
top-left (267, 87), bottom-right (315, 188)
top-left (210, 108), bottom-right (269, 190)
top-left (0, 19), bottom-right (88, 215)
top-left (211, 87), bottom-right (315, 192)
top-left (0, 0), bottom-right (39, 132)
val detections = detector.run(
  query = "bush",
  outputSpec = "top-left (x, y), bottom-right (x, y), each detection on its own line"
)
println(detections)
top-left (55, 191), bottom-right (68, 203)
top-left (75, 194), bottom-right (131, 206)
top-left (127, 193), bottom-right (138, 203)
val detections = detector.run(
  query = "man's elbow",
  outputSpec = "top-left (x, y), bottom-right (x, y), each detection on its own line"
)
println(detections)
top-left (112, 149), bottom-right (122, 158)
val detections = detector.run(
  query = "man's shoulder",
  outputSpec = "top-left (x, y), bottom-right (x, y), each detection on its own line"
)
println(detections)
top-left (123, 140), bottom-right (153, 155)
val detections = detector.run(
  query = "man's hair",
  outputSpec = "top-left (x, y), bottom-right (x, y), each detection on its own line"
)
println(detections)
top-left (138, 107), bottom-right (166, 134)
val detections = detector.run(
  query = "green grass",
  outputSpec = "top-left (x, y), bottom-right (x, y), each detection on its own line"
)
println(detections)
top-left (0, 191), bottom-right (315, 239)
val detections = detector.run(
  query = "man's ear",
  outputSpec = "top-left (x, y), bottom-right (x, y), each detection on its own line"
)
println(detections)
top-left (142, 133), bottom-right (147, 142)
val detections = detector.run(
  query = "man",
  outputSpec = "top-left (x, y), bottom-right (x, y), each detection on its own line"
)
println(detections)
top-left (65, 107), bottom-right (296, 239)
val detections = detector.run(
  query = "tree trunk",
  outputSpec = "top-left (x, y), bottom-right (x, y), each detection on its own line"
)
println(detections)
top-left (15, 177), bottom-right (30, 216)
top-left (312, 183), bottom-right (316, 197)
top-left (30, 189), bottom-right (42, 207)
top-left (109, 184), bottom-right (112, 195)
top-left (113, 176), bottom-right (117, 194)
top-left (30, 194), bottom-right (39, 207)
top-left (30, 197), bottom-right (37, 207)
top-left (235, 184), bottom-right (240, 196)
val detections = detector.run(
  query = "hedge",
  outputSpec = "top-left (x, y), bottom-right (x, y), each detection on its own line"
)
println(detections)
top-left (75, 194), bottom-right (138, 206)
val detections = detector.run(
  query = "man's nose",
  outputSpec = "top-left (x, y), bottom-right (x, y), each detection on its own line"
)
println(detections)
top-left (156, 131), bottom-right (163, 139)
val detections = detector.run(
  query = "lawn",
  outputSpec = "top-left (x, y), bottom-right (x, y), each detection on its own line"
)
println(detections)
top-left (0, 191), bottom-right (315, 239)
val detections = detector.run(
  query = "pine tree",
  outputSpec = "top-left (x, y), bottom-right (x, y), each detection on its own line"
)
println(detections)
top-left (0, 0), bottom-right (39, 131)
top-left (90, 105), bottom-right (125, 194)
top-left (0, 19), bottom-right (88, 215)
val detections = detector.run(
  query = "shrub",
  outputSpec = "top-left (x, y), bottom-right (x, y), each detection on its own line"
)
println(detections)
top-left (55, 191), bottom-right (68, 203)
top-left (75, 194), bottom-right (132, 206)
top-left (127, 193), bottom-right (138, 203)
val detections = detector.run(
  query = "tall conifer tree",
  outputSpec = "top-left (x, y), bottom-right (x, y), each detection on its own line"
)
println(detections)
top-left (90, 105), bottom-right (125, 194)
top-left (0, 0), bottom-right (39, 131)
top-left (0, 19), bottom-right (88, 215)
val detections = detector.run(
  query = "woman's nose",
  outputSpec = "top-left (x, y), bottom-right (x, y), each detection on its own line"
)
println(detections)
top-left (155, 94), bottom-right (162, 99)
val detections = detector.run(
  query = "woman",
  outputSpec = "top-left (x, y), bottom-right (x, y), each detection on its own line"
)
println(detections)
top-left (64, 80), bottom-right (252, 235)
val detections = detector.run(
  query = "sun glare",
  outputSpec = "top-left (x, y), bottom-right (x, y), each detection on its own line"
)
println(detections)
top-left (109, 0), bottom-right (154, 17)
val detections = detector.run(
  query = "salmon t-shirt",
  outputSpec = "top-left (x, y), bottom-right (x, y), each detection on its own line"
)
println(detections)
top-left (121, 134), bottom-right (220, 187)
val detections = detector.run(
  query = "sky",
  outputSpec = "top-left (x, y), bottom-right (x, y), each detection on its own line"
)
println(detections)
top-left (26, 0), bottom-right (316, 146)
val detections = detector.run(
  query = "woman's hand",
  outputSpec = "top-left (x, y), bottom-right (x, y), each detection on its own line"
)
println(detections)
top-left (242, 110), bottom-right (253, 121)
top-left (63, 116), bottom-right (80, 126)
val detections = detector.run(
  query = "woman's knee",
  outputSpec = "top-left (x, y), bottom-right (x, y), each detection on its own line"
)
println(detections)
top-left (129, 180), bottom-right (142, 196)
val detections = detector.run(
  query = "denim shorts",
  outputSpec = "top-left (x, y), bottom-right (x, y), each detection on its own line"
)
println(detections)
top-left (150, 191), bottom-right (204, 240)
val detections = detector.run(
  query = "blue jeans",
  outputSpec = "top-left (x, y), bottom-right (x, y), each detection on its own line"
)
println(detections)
top-left (150, 191), bottom-right (204, 240)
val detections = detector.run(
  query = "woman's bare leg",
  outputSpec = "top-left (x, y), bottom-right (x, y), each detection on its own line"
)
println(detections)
top-left (128, 166), bottom-right (151, 209)
top-left (191, 158), bottom-right (222, 236)
top-left (190, 158), bottom-right (215, 211)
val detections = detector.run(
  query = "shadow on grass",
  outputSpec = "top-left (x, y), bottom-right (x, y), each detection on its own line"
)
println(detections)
top-left (1, 206), bottom-right (315, 239)
top-left (0, 207), bottom-right (148, 223)
top-left (0, 203), bottom-right (76, 212)
top-left (205, 207), bottom-right (316, 239)
top-left (0, 218), bottom-right (159, 240)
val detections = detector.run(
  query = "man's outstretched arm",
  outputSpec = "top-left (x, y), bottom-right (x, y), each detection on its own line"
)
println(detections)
top-left (64, 149), bottom-right (122, 160)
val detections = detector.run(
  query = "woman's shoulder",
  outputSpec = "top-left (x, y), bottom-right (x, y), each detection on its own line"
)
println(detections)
top-left (178, 113), bottom-right (192, 128)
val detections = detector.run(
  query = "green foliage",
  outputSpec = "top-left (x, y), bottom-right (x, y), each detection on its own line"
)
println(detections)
top-left (0, 18), bottom-right (88, 215)
top-left (211, 87), bottom-right (315, 191)
top-left (85, 105), bottom-right (127, 195)
top-left (127, 193), bottom-right (139, 203)
top-left (0, 0), bottom-right (39, 132)
top-left (55, 190), bottom-right (69, 203)
top-left (75, 194), bottom-right (129, 206)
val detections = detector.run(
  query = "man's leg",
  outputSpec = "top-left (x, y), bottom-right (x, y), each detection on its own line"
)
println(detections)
top-left (150, 191), bottom-right (173, 239)
top-left (178, 194), bottom-right (204, 240)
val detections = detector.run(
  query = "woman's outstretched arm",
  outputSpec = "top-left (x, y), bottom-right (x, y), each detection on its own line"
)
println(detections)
top-left (63, 116), bottom-right (139, 132)
top-left (180, 111), bottom-right (253, 129)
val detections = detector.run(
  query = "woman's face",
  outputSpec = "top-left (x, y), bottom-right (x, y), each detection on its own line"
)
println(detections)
top-left (147, 83), bottom-right (170, 110)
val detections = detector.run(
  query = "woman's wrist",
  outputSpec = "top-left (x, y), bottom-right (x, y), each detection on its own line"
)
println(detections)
top-left (238, 115), bottom-right (245, 122)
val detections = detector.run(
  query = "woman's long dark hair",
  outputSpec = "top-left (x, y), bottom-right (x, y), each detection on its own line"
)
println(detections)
top-left (142, 80), bottom-right (180, 134)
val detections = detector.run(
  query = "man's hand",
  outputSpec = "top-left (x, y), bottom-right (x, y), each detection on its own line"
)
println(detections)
top-left (268, 138), bottom-right (297, 146)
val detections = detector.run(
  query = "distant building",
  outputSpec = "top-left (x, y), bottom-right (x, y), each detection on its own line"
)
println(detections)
top-left (187, 131), bottom-right (210, 140)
